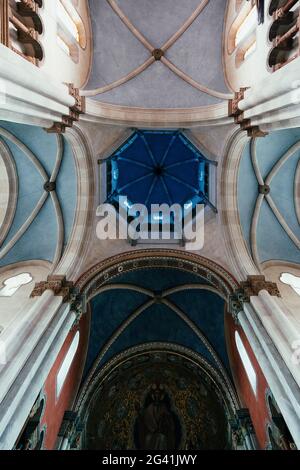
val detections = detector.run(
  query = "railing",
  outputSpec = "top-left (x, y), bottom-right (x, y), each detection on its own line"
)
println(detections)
top-left (0, 0), bottom-right (43, 65)
top-left (269, 0), bottom-right (300, 71)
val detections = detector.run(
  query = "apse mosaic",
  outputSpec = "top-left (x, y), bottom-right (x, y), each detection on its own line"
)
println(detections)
top-left (106, 130), bottom-right (211, 225)
top-left (83, 351), bottom-right (232, 451)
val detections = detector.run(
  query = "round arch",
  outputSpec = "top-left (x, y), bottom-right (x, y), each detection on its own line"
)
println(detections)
top-left (220, 129), bottom-right (260, 280)
top-left (76, 249), bottom-right (240, 301)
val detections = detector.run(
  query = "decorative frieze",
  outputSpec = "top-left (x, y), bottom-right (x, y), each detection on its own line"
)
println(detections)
top-left (228, 290), bottom-right (246, 325)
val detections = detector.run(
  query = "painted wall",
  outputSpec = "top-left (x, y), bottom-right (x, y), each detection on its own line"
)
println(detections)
top-left (41, 311), bottom-right (90, 450)
top-left (225, 313), bottom-right (270, 449)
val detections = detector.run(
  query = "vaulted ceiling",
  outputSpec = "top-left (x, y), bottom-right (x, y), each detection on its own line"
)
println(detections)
top-left (0, 121), bottom-right (77, 268)
top-left (238, 128), bottom-right (300, 267)
top-left (84, 0), bottom-right (230, 108)
top-left (84, 267), bottom-right (231, 381)
top-left (108, 130), bottom-right (210, 212)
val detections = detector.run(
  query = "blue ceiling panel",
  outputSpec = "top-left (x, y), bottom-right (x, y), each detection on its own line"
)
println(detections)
top-left (107, 130), bottom-right (209, 217)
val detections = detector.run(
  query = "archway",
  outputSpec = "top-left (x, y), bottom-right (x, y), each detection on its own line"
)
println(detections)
top-left (65, 250), bottom-right (247, 450)
top-left (75, 344), bottom-right (237, 451)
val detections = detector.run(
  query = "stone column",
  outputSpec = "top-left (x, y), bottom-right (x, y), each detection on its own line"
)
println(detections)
top-left (228, 273), bottom-right (300, 449)
top-left (230, 60), bottom-right (300, 133)
top-left (0, 273), bottom-right (84, 449)
top-left (0, 291), bottom-right (76, 450)
top-left (0, 44), bottom-right (84, 132)
top-left (238, 306), bottom-right (300, 449)
top-left (239, 61), bottom-right (300, 112)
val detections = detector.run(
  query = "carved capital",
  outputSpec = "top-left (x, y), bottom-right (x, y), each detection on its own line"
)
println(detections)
top-left (274, 7), bottom-right (285, 20)
top-left (46, 123), bottom-right (67, 134)
top-left (228, 276), bottom-right (281, 321)
top-left (230, 88), bottom-right (268, 138)
top-left (20, 0), bottom-right (36, 10)
top-left (247, 126), bottom-right (268, 138)
top-left (46, 84), bottom-right (85, 134)
top-left (240, 275), bottom-right (281, 300)
top-left (228, 290), bottom-right (247, 324)
top-left (228, 87), bottom-right (248, 117)
top-left (70, 290), bottom-right (86, 326)
top-left (68, 83), bottom-right (85, 114)
top-left (31, 275), bottom-right (74, 302)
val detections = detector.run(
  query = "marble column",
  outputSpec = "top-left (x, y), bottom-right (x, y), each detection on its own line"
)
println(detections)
top-left (236, 305), bottom-right (300, 449)
top-left (0, 290), bottom-right (76, 449)
top-left (0, 44), bottom-right (75, 128)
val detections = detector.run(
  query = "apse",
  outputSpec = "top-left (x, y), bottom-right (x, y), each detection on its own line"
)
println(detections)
top-left (81, 347), bottom-right (234, 451)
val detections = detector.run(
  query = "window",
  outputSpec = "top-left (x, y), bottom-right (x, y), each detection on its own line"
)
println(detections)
top-left (244, 40), bottom-right (257, 60)
top-left (56, 332), bottom-right (80, 398)
top-left (228, 2), bottom-right (258, 64)
top-left (235, 331), bottom-right (257, 395)
top-left (57, 35), bottom-right (71, 56)
top-left (280, 273), bottom-right (300, 297)
top-left (57, 0), bottom-right (80, 43)
top-left (235, 7), bottom-right (257, 48)
top-left (56, 0), bottom-right (86, 58)
top-left (0, 273), bottom-right (32, 297)
top-left (268, 0), bottom-right (300, 71)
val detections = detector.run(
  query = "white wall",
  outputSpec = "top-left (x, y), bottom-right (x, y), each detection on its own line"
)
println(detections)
top-left (224, 0), bottom-right (276, 91)
top-left (0, 261), bottom-right (51, 333)
top-left (38, 0), bottom-right (92, 88)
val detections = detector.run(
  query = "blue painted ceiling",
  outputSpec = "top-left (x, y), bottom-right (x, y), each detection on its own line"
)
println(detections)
top-left (238, 128), bottom-right (300, 265)
top-left (85, 268), bottom-right (229, 379)
top-left (0, 121), bottom-right (77, 267)
top-left (108, 130), bottom-right (209, 218)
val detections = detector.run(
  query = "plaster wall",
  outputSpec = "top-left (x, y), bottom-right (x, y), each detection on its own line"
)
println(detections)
top-left (0, 260), bottom-right (51, 333)
top-left (39, 0), bottom-right (92, 88)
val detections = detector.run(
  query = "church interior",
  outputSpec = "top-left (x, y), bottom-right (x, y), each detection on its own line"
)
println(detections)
top-left (0, 0), bottom-right (300, 451)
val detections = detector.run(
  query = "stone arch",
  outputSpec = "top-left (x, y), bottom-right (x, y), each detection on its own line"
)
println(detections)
top-left (72, 343), bottom-right (239, 450)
